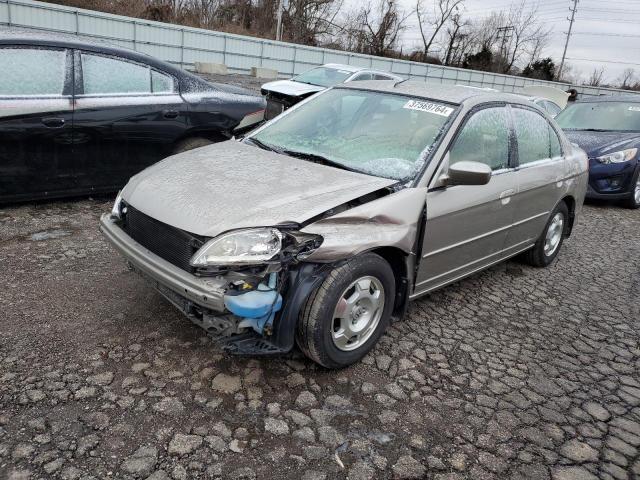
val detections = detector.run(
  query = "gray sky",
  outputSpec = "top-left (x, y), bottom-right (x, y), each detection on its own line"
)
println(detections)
top-left (387, 0), bottom-right (640, 85)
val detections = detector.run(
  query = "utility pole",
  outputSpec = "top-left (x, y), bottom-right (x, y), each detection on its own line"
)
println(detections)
top-left (276, 0), bottom-right (284, 41)
top-left (558, 0), bottom-right (578, 81)
top-left (496, 26), bottom-right (514, 71)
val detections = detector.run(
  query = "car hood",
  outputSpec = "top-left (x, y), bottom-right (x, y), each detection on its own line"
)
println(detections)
top-left (261, 79), bottom-right (325, 97)
top-left (121, 141), bottom-right (395, 238)
top-left (564, 130), bottom-right (640, 158)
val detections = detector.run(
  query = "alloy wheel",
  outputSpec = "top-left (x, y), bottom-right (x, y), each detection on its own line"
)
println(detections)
top-left (331, 276), bottom-right (385, 351)
top-left (544, 212), bottom-right (564, 257)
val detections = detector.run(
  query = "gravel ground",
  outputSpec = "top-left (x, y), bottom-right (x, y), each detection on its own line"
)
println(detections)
top-left (1, 197), bottom-right (639, 480)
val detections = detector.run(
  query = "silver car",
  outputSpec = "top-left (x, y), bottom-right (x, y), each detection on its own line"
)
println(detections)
top-left (100, 82), bottom-right (588, 368)
top-left (261, 63), bottom-right (403, 119)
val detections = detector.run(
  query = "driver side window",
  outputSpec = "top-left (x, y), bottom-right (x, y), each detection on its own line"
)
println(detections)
top-left (449, 107), bottom-right (510, 171)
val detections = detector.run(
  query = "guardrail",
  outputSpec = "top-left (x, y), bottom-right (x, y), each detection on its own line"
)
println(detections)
top-left (1, 0), bottom-right (637, 98)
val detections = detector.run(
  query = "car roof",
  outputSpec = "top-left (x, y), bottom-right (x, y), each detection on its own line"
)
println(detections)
top-left (337, 80), bottom-right (533, 106)
top-left (0, 29), bottom-right (187, 77)
top-left (574, 94), bottom-right (640, 104)
top-left (321, 63), bottom-right (367, 73)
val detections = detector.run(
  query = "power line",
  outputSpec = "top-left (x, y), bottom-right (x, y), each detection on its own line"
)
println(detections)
top-left (573, 32), bottom-right (640, 38)
top-left (567, 57), bottom-right (640, 66)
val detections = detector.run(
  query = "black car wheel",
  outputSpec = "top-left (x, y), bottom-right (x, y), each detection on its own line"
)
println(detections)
top-left (296, 253), bottom-right (395, 369)
top-left (622, 173), bottom-right (640, 209)
top-left (523, 201), bottom-right (569, 268)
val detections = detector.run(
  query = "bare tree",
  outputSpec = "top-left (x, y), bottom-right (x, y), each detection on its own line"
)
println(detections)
top-left (585, 67), bottom-right (605, 87)
top-left (416, 0), bottom-right (465, 61)
top-left (501, 1), bottom-right (551, 73)
top-left (346, 0), bottom-right (408, 56)
top-left (617, 68), bottom-right (637, 89)
top-left (283, 0), bottom-right (344, 45)
top-left (443, 12), bottom-right (469, 65)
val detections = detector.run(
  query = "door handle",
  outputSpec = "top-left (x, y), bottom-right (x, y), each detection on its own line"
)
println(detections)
top-left (42, 117), bottom-right (65, 128)
top-left (163, 110), bottom-right (179, 119)
top-left (499, 189), bottom-right (516, 199)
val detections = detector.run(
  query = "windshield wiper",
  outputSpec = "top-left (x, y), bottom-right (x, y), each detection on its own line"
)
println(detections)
top-left (281, 149), bottom-right (359, 173)
top-left (245, 137), bottom-right (284, 154)
top-left (577, 128), bottom-right (610, 132)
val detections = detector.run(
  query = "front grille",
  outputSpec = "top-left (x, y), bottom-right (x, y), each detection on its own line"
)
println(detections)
top-left (122, 205), bottom-right (204, 273)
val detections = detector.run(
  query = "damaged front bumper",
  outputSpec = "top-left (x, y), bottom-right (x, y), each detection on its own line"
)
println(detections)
top-left (100, 214), bottom-right (333, 355)
top-left (100, 214), bottom-right (227, 313)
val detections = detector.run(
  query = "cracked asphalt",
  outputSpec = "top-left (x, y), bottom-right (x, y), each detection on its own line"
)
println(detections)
top-left (1, 197), bottom-right (639, 480)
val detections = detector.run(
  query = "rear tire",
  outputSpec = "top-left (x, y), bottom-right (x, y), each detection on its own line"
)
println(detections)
top-left (173, 137), bottom-right (214, 154)
top-left (523, 201), bottom-right (569, 268)
top-left (296, 253), bottom-right (395, 369)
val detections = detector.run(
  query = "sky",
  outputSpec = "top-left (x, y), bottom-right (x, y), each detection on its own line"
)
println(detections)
top-left (387, 0), bottom-right (640, 85)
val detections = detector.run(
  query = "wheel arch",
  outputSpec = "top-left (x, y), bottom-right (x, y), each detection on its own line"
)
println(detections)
top-left (560, 195), bottom-right (576, 236)
top-left (368, 246), bottom-right (411, 322)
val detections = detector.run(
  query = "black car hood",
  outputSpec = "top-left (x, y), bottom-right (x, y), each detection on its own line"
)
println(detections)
top-left (564, 130), bottom-right (640, 158)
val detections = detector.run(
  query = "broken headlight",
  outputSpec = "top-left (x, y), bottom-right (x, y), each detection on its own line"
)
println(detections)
top-left (190, 228), bottom-right (323, 267)
top-left (190, 228), bottom-right (283, 267)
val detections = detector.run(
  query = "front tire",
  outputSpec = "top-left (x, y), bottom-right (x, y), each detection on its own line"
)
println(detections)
top-left (296, 253), bottom-right (395, 369)
top-left (523, 201), bottom-right (569, 268)
top-left (622, 172), bottom-right (640, 209)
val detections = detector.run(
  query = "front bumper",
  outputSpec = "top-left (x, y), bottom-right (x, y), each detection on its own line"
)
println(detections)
top-left (99, 214), bottom-right (227, 313)
top-left (586, 184), bottom-right (631, 200)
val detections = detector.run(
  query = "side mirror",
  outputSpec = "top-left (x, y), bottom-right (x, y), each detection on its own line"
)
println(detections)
top-left (447, 161), bottom-right (492, 186)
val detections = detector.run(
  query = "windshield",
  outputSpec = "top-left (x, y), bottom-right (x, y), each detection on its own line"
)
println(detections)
top-left (555, 101), bottom-right (640, 132)
top-left (293, 66), bottom-right (354, 88)
top-left (250, 88), bottom-right (455, 181)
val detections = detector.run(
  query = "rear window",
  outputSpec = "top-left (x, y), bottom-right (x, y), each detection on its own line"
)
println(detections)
top-left (556, 101), bottom-right (640, 132)
top-left (0, 47), bottom-right (66, 96)
top-left (81, 53), bottom-right (174, 95)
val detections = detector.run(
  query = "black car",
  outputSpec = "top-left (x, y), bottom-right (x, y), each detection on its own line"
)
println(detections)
top-left (0, 32), bottom-right (266, 203)
top-left (555, 95), bottom-right (640, 209)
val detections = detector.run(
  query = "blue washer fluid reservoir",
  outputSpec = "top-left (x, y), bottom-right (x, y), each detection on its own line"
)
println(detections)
top-left (224, 273), bottom-right (282, 334)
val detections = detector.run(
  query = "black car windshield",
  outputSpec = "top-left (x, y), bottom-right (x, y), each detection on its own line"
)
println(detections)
top-left (250, 88), bottom-right (455, 181)
top-left (293, 66), bottom-right (354, 87)
top-left (555, 101), bottom-right (640, 132)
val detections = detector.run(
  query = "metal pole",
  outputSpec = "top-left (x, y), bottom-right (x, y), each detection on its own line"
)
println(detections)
top-left (558, 0), bottom-right (578, 81)
top-left (275, 0), bottom-right (284, 41)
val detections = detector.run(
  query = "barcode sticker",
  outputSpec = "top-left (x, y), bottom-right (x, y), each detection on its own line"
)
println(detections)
top-left (403, 100), bottom-right (454, 117)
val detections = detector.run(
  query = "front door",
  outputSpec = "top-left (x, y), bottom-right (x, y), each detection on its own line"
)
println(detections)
top-left (0, 46), bottom-right (75, 202)
top-left (414, 106), bottom-right (518, 294)
top-left (72, 51), bottom-right (186, 191)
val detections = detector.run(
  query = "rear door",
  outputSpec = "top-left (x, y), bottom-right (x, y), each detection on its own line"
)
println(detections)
top-left (72, 50), bottom-right (185, 191)
top-left (0, 46), bottom-right (74, 202)
top-left (506, 105), bottom-right (566, 249)
top-left (415, 105), bottom-right (519, 293)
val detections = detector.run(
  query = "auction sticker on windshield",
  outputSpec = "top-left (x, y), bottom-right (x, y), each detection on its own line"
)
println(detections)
top-left (403, 100), bottom-right (454, 117)
top-left (629, 106), bottom-right (640, 112)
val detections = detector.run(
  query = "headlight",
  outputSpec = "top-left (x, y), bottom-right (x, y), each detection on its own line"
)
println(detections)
top-left (190, 228), bottom-right (282, 266)
top-left (596, 148), bottom-right (638, 164)
top-left (111, 190), bottom-right (123, 219)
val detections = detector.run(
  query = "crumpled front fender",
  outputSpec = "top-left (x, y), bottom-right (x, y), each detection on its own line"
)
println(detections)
top-left (301, 187), bottom-right (428, 261)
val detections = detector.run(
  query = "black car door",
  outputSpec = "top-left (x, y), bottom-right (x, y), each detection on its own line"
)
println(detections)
top-left (0, 46), bottom-right (75, 202)
top-left (72, 50), bottom-right (187, 190)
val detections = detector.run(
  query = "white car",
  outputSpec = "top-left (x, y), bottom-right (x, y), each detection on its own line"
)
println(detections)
top-left (261, 63), bottom-right (403, 119)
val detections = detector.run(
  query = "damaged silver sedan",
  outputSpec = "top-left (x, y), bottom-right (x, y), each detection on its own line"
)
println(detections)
top-left (100, 81), bottom-right (588, 368)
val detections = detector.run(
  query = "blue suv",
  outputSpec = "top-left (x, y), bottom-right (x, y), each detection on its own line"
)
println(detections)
top-left (556, 96), bottom-right (640, 209)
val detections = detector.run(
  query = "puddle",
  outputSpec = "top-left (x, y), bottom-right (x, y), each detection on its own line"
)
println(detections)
top-left (29, 229), bottom-right (72, 241)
